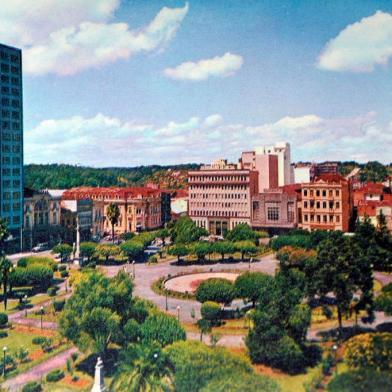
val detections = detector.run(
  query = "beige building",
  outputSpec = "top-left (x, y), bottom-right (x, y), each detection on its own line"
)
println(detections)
top-left (299, 174), bottom-right (351, 232)
top-left (188, 161), bottom-right (259, 235)
top-left (23, 188), bottom-right (63, 250)
top-left (62, 187), bottom-right (164, 235)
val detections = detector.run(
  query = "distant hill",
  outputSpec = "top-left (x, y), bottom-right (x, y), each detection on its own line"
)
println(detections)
top-left (24, 163), bottom-right (201, 190)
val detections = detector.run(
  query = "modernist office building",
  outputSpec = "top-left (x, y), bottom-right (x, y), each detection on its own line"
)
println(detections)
top-left (0, 43), bottom-right (23, 252)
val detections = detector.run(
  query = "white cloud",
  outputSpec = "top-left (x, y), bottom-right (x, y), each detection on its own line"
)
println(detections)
top-left (317, 11), bottom-right (392, 72)
top-left (0, 0), bottom-right (120, 46)
top-left (25, 112), bottom-right (392, 166)
top-left (0, 2), bottom-right (189, 76)
top-left (164, 52), bottom-right (243, 81)
top-left (203, 114), bottom-right (223, 127)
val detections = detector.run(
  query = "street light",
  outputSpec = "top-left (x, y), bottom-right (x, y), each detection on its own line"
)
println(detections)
top-left (249, 257), bottom-right (253, 270)
top-left (176, 305), bottom-right (181, 322)
top-left (165, 291), bottom-right (168, 311)
top-left (332, 344), bottom-right (338, 374)
top-left (23, 294), bottom-right (28, 317)
top-left (2, 346), bottom-right (7, 377)
top-left (132, 260), bottom-right (135, 279)
top-left (40, 306), bottom-right (44, 330)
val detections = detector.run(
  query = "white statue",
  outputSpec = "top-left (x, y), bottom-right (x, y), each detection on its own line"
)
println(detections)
top-left (91, 357), bottom-right (106, 392)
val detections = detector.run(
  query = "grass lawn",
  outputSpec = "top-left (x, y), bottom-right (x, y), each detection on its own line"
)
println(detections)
top-left (0, 325), bottom-right (71, 378)
top-left (43, 369), bottom-right (93, 392)
top-left (184, 318), bottom-right (250, 336)
top-left (0, 292), bottom-right (55, 315)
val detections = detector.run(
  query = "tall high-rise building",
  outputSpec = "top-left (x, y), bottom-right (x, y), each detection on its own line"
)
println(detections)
top-left (255, 142), bottom-right (292, 186)
top-left (0, 44), bottom-right (23, 252)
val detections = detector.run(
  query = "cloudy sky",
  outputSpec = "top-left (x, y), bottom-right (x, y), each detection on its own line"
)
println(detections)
top-left (2, 0), bottom-right (392, 166)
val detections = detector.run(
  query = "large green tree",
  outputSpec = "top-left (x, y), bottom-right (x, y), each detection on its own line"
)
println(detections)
top-left (171, 217), bottom-right (208, 244)
top-left (111, 343), bottom-right (174, 392)
top-left (212, 241), bottom-right (236, 262)
top-left (235, 272), bottom-right (272, 307)
top-left (246, 270), bottom-right (312, 374)
top-left (225, 224), bottom-right (257, 242)
top-left (0, 257), bottom-right (13, 310)
top-left (306, 232), bottom-right (374, 335)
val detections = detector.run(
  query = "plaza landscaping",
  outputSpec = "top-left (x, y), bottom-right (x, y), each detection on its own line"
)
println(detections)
top-left (0, 217), bottom-right (392, 391)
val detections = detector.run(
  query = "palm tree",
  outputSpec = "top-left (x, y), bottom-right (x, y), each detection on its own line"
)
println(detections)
top-left (111, 343), bottom-right (174, 392)
top-left (0, 257), bottom-right (13, 310)
top-left (106, 203), bottom-right (120, 244)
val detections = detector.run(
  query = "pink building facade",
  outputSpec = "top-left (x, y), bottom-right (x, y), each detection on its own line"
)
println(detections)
top-left (240, 151), bottom-right (279, 191)
top-left (188, 165), bottom-right (259, 235)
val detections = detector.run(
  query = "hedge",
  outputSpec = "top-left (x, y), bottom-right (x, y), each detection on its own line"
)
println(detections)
top-left (46, 369), bottom-right (64, 382)
top-left (0, 313), bottom-right (8, 327)
top-left (22, 382), bottom-right (42, 392)
top-left (10, 265), bottom-right (53, 288)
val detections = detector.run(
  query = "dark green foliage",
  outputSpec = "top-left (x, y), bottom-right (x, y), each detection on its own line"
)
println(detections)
top-left (171, 217), bottom-right (208, 244)
top-left (234, 240), bottom-right (258, 260)
top-left (10, 265), bottom-right (53, 289)
top-left (167, 244), bottom-right (189, 262)
top-left (140, 313), bottom-right (186, 347)
top-left (24, 163), bottom-right (199, 189)
top-left (359, 161), bottom-right (388, 183)
top-left (79, 242), bottom-right (97, 261)
top-left (53, 299), bottom-right (66, 312)
top-left (200, 301), bottom-right (221, 323)
top-left (52, 244), bottom-right (73, 262)
top-left (235, 272), bottom-right (272, 306)
top-left (307, 232), bottom-right (375, 333)
top-left (60, 270), bottom-right (69, 278)
top-left (225, 224), bottom-right (258, 242)
top-left (46, 369), bottom-right (65, 382)
top-left (47, 286), bottom-right (58, 296)
top-left (200, 373), bottom-right (279, 392)
top-left (246, 270), bottom-right (311, 374)
top-left (22, 381), bottom-right (42, 392)
top-left (120, 240), bottom-right (144, 262)
top-left (0, 331), bottom-right (8, 338)
top-left (123, 319), bottom-right (141, 344)
top-left (32, 336), bottom-right (47, 345)
top-left (327, 369), bottom-right (392, 392)
top-left (0, 313), bottom-right (8, 327)
top-left (120, 232), bottom-right (135, 241)
top-left (17, 257), bottom-right (56, 270)
top-left (165, 341), bottom-right (279, 392)
top-left (195, 278), bottom-right (236, 305)
top-left (191, 242), bottom-right (213, 262)
top-left (212, 241), bottom-right (237, 261)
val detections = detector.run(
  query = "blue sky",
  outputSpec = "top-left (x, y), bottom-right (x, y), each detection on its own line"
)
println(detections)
top-left (1, 0), bottom-right (392, 166)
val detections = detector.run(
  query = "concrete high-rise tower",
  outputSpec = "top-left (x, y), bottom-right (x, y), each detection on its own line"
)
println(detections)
top-left (0, 43), bottom-right (23, 252)
top-left (255, 142), bottom-right (292, 187)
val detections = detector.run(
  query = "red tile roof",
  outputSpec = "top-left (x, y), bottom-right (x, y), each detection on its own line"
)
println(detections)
top-left (314, 174), bottom-right (347, 183)
top-left (62, 186), bottom-right (162, 200)
top-left (281, 183), bottom-right (302, 196)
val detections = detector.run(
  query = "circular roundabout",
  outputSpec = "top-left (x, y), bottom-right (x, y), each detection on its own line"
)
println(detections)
top-left (164, 272), bottom-right (239, 294)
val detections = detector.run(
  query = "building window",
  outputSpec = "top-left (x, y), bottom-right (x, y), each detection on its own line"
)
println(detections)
top-left (304, 201), bottom-right (308, 208)
top-left (267, 207), bottom-right (279, 221)
top-left (336, 215), bottom-right (340, 223)
top-left (304, 214), bottom-right (308, 222)
top-left (336, 202), bottom-right (340, 209)
top-left (303, 189), bottom-right (308, 197)
top-left (336, 190), bottom-right (340, 197)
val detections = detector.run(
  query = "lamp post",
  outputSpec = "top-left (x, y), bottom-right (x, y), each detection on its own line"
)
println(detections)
top-left (249, 257), bottom-right (253, 270)
top-left (65, 277), bottom-right (68, 293)
top-left (40, 306), bottom-right (44, 330)
top-left (176, 305), bottom-right (180, 322)
top-left (132, 260), bottom-right (135, 279)
top-left (23, 295), bottom-right (28, 317)
top-left (2, 346), bottom-right (7, 377)
top-left (165, 291), bottom-right (168, 311)
top-left (332, 344), bottom-right (338, 374)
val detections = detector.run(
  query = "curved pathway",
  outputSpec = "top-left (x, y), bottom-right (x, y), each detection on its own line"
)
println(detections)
top-left (102, 253), bottom-right (279, 323)
top-left (3, 347), bottom-right (78, 392)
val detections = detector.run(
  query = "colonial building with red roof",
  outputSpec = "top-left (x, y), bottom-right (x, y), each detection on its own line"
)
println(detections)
top-left (299, 174), bottom-right (351, 232)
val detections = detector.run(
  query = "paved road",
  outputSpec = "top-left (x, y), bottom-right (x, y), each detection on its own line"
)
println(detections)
top-left (3, 347), bottom-right (78, 392)
top-left (102, 253), bottom-right (279, 323)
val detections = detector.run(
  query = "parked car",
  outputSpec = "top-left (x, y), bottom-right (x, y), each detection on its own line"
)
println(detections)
top-left (32, 242), bottom-right (50, 253)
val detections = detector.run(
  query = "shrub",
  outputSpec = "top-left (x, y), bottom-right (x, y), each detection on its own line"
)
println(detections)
top-left (53, 299), bottom-right (66, 312)
top-left (10, 265), bottom-right (53, 289)
top-left (196, 278), bottom-right (236, 305)
top-left (41, 338), bottom-right (53, 352)
top-left (345, 332), bottom-right (392, 371)
top-left (327, 369), bottom-right (392, 392)
top-left (17, 257), bottom-right (56, 270)
top-left (60, 270), bottom-right (69, 278)
top-left (22, 382), bottom-right (42, 392)
top-left (32, 336), bottom-right (47, 345)
top-left (201, 301), bottom-right (221, 323)
top-left (47, 286), bottom-right (58, 297)
top-left (71, 352), bottom-right (79, 362)
top-left (0, 313), bottom-right (8, 327)
top-left (141, 312), bottom-right (186, 347)
top-left (58, 265), bottom-right (67, 272)
top-left (148, 255), bottom-right (158, 264)
top-left (0, 331), bottom-right (8, 338)
top-left (46, 369), bottom-right (65, 382)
